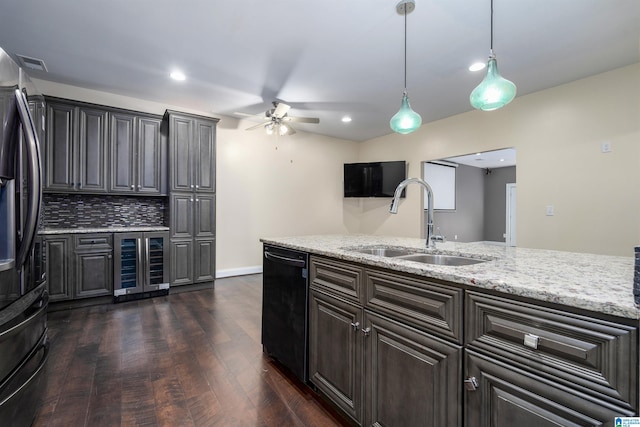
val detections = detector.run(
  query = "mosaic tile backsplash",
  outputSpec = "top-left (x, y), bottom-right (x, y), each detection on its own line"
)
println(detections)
top-left (42, 194), bottom-right (167, 229)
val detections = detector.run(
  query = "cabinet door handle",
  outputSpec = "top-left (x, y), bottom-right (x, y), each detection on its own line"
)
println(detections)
top-left (361, 327), bottom-right (371, 337)
top-left (131, 185), bottom-right (135, 189)
top-left (195, 185), bottom-right (199, 189)
top-left (350, 322), bottom-right (360, 331)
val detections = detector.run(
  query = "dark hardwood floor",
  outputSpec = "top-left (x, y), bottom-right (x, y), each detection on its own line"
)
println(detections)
top-left (34, 274), bottom-right (349, 427)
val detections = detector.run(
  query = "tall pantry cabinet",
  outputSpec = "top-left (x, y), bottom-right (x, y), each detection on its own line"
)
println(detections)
top-left (164, 110), bottom-right (218, 289)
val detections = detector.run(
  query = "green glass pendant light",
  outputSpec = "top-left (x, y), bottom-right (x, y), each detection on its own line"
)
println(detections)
top-left (470, 0), bottom-right (516, 111)
top-left (390, 0), bottom-right (422, 134)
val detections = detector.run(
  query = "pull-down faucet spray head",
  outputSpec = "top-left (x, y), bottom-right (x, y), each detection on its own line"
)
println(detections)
top-left (389, 177), bottom-right (436, 248)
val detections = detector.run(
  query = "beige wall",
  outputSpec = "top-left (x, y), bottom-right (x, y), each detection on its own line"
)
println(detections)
top-left (357, 63), bottom-right (640, 256)
top-left (215, 118), bottom-right (359, 275)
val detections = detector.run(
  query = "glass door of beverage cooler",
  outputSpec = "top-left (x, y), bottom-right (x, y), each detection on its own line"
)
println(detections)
top-left (114, 231), bottom-right (169, 297)
top-left (145, 232), bottom-right (169, 291)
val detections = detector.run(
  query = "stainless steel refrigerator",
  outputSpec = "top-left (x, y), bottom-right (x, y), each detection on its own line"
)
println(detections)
top-left (0, 46), bottom-right (48, 426)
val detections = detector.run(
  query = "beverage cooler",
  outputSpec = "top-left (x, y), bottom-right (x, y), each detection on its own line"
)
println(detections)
top-left (113, 231), bottom-right (169, 302)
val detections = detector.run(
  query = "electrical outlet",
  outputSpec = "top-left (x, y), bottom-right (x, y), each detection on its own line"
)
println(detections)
top-left (601, 141), bottom-right (612, 153)
top-left (546, 205), bottom-right (554, 216)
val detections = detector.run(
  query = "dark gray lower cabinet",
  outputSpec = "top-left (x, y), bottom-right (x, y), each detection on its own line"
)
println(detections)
top-left (73, 234), bottom-right (113, 298)
top-left (44, 233), bottom-right (113, 301)
top-left (365, 310), bottom-right (462, 427)
top-left (309, 286), bottom-right (462, 427)
top-left (43, 235), bottom-right (72, 301)
top-left (194, 238), bottom-right (215, 282)
top-left (465, 350), bottom-right (635, 426)
top-left (308, 256), bottom-right (638, 426)
top-left (309, 288), bottom-right (363, 423)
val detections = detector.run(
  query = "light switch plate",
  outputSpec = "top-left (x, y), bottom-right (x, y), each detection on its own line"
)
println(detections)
top-left (601, 141), bottom-right (612, 153)
top-left (546, 205), bottom-right (554, 216)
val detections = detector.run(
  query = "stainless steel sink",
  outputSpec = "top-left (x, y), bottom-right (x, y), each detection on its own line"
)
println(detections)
top-left (349, 247), bottom-right (415, 257)
top-left (397, 253), bottom-right (486, 266)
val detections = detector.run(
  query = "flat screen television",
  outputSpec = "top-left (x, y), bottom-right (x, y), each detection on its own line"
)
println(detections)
top-left (344, 161), bottom-right (406, 198)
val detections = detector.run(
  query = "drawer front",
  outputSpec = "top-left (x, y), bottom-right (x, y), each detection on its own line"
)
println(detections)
top-left (365, 269), bottom-right (463, 343)
top-left (466, 291), bottom-right (638, 410)
top-left (465, 350), bottom-right (635, 427)
top-left (310, 256), bottom-right (364, 304)
top-left (75, 234), bottom-right (112, 251)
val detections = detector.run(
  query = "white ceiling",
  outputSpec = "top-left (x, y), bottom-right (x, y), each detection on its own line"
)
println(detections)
top-left (444, 148), bottom-right (516, 169)
top-left (1, 0), bottom-right (638, 142)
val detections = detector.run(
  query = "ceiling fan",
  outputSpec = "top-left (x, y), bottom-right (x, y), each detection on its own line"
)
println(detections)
top-left (235, 102), bottom-right (320, 136)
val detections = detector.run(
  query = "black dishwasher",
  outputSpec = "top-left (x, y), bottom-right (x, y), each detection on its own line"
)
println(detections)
top-left (262, 245), bottom-right (309, 383)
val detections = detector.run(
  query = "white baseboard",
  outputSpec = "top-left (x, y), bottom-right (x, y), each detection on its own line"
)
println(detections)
top-left (216, 265), bottom-right (263, 279)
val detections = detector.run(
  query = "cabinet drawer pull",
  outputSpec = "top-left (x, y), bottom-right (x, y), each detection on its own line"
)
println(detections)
top-left (464, 377), bottom-right (479, 391)
top-left (361, 327), bottom-right (371, 337)
top-left (523, 333), bottom-right (540, 349)
top-left (350, 321), bottom-right (360, 331)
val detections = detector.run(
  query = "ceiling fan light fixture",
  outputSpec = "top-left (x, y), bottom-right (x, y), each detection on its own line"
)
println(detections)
top-left (265, 123), bottom-right (275, 135)
top-left (470, 0), bottom-right (516, 111)
top-left (390, 0), bottom-right (421, 135)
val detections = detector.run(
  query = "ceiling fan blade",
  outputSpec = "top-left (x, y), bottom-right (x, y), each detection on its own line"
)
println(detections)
top-left (283, 123), bottom-right (296, 135)
top-left (245, 122), bottom-right (267, 131)
top-left (272, 102), bottom-right (291, 118)
top-left (285, 116), bottom-right (320, 124)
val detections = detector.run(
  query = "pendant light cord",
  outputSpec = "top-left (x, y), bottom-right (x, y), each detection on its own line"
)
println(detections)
top-left (490, 0), bottom-right (494, 56)
top-left (403, 4), bottom-right (408, 92)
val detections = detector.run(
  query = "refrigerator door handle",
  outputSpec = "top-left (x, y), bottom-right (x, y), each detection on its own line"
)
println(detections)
top-left (0, 332), bottom-right (49, 406)
top-left (13, 89), bottom-right (42, 270)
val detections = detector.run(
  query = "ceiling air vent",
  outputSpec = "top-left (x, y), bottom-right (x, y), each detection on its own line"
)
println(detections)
top-left (16, 54), bottom-right (48, 72)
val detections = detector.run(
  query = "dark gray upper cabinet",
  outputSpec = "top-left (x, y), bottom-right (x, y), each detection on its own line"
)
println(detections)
top-left (43, 97), bottom-right (166, 195)
top-left (166, 111), bottom-right (217, 193)
top-left (109, 113), bottom-right (166, 195)
top-left (137, 117), bottom-right (166, 195)
top-left (45, 101), bottom-right (109, 193)
top-left (109, 112), bottom-right (136, 193)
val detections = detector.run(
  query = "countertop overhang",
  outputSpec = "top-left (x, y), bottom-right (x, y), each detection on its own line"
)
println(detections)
top-left (260, 235), bottom-right (639, 320)
top-left (40, 226), bottom-right (170, 235)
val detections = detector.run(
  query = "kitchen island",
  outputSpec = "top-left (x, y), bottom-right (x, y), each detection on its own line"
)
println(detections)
top-left (260, 235), bottom-right (639, 427)
top-left (261, 234), bottom-right (638, 319)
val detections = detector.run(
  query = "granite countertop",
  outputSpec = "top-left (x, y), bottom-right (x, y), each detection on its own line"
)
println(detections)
top-left (40, 226), bottom-right (170, 235)
top-left (260, 234), bottom-right (639, 320)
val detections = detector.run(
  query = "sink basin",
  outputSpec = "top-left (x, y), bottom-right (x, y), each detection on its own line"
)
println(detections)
top-left (397, 253), bottom-right (487, 266)
top-left (350, 247), bottom-right (414, 257)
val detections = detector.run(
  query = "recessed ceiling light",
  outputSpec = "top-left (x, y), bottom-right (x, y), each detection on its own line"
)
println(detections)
top-left (341, 116), bottom-right (352, 123)
top-left (170, 70), bottom-right (186, 81)
top-left (468, 62), bottom-right (486, 72)
top-left (500, 158), bottom-right (505, 162)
